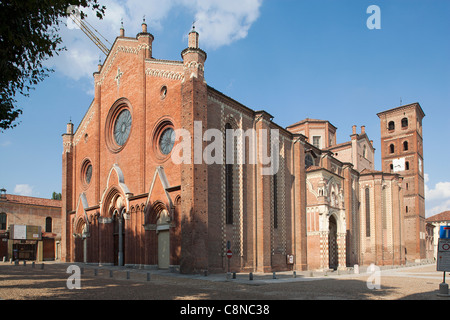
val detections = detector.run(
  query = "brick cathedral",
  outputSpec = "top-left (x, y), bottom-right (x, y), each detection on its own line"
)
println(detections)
top-left (61, 21), bottom-right (426, 273)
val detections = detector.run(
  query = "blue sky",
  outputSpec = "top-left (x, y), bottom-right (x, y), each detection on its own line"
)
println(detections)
top-left (0, 0), bottom-right (449, 217)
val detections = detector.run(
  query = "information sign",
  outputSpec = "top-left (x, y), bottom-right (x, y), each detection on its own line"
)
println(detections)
top-left (437, 239), bottom-right (450, 272)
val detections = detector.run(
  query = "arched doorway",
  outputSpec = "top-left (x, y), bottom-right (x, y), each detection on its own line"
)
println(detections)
top-left (145, 201), bottom-right (171, 269)
top-left (102, 189), bottom-right (126, 266)
top-left (113, 208), bottom-right (125, 266)
top-left (74, 219), bottom-right (87, 263)
top-left (157, 209), bottom-right (170, 269)
top-left (328, 215), bottom-right (338, 270)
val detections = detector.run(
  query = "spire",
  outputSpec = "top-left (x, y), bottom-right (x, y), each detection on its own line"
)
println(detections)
top-left (120, 18), bottom-right (125, 37)
top-left (181, 20), bottom-right (207, 76)
top-left (188, 21), bottom-right (199, 49)
top-left (141, 15), bottom-right (147, 33)
top-left (136, 14), bottom-right (153, 59)
top-left (67, 119), bottom-right (74, 135)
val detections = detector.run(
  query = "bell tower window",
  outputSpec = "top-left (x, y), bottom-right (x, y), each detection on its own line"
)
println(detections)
top-left (403, 141), bottom-right (408, 151)
top-left (389, 144), bottom-right (395, 154)
top-left (401, 117), bottom-right (408, 128)
top-left (388, 121), bottom-right (395, 131)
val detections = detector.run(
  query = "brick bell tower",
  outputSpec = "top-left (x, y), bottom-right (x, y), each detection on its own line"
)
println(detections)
top-left (180, 25), bottom-right (209, 273)
top-left (377, 102), bottom-right (426, 262)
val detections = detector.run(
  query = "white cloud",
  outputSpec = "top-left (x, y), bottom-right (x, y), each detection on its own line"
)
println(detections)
top-left (14, 184), bottom-right (34, 197)
top-left (426, 181), bottom-right (450, 201)
top-left (191, 0), bottom-right (263, 49)
top-left (45, 0), bottom-right (263, 83)
top-left (425, 173), bottom-right (450, 218)
top-left (426, 199), bottom-right (450, 218)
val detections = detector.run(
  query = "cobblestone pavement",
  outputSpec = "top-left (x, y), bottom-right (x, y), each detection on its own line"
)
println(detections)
top-left (0, 261), bottom-right (448, 302)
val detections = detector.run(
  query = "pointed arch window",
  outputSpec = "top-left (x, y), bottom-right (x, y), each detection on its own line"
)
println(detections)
top-left (225, 123), bottom-right (233, 225)
top-left (273, 173), bottom-right (278, 229)
top-left (365, 188), bottom-right (371, 237)
top-left (0, 213), bottom-right (6, 230)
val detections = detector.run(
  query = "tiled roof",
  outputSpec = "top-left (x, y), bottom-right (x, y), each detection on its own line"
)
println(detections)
top-left (426, 211), bottom-right (450, 223)
top-left (0, 194), bottom-right (61, 208)
top-left (287, 118), bottom-right (337, 130)
top-left (360, 168), bottom-right (383, 174)
top-left (306, 165), bottom-right (323, 172)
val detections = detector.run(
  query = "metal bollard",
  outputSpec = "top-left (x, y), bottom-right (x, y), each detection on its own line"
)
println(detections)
top-left (232, 272), bottom-right (236, 279)
top-left (249, 272), bottom-right (253, 280)
top-left (273, 272), bottom-right (276, 279)
top-left (293, 271), bottom-right (296, 278)
top-left (439, 282), bottom-right (449, 296)
top-left (147, 272), bottom-right (151, 281)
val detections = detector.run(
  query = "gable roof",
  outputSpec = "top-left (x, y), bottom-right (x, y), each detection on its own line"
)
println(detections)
top-left (0, 194), bottom-right (61, 208)
top-left (427, 211), bottom-right (450, 223)
top-left (287, 118), bottom-right (337, 131)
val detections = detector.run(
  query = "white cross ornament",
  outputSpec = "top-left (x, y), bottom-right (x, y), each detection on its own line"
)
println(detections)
top-left (115, 67), bottom-right (123, 86)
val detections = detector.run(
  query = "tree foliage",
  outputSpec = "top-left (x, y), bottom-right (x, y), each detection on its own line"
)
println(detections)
top-left (52, 191), bottom-right (62, 200)
top-left (0, 0), bottom-right (105, 132)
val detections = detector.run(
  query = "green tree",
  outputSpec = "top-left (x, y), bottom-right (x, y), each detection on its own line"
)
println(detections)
top-left (52, 192), bottom-right (62, 200)
top-left (0, 0), bottom-right (105, 132)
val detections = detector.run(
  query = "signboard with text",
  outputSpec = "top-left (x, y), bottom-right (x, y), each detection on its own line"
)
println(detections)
top-left (440, 226), bottom-right (450, 239)
top-left (437, 238), bottom-right (450, 272)
top-left (10, 225), bottom-right (41, 241)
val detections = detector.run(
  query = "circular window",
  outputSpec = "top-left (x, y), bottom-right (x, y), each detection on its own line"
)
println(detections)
top-left (81, 160), bottom-right (93, 188)
top-left (159, 127), bottom-right (175, 155)
top-left (85, 164), bottom-right (92, 184)
top-left (152, 118), bottom-right (176, 161)
top-left (105, 99), bottom-right (133, 153)
top-left (113, 109), bottom-right (132, 146)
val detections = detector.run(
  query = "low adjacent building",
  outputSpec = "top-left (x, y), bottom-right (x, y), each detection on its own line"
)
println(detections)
top-left (0, 189), bottom-right (62, 261)
top-left (426, 211), bottom-right (450, 260)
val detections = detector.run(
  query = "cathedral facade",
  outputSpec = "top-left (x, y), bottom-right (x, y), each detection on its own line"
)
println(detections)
top-left (61, 22), bottom-right (426, 273)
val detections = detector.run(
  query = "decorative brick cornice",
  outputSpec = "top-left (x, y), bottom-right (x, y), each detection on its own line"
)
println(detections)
top-left (95, 43), bottom-right (151, 86)
top-left (145, 68), bottom-right (185, 81)
top-left (73, 106), bottom-right (95, 146)
top-left (181, 47), bottom-right (207, 61)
